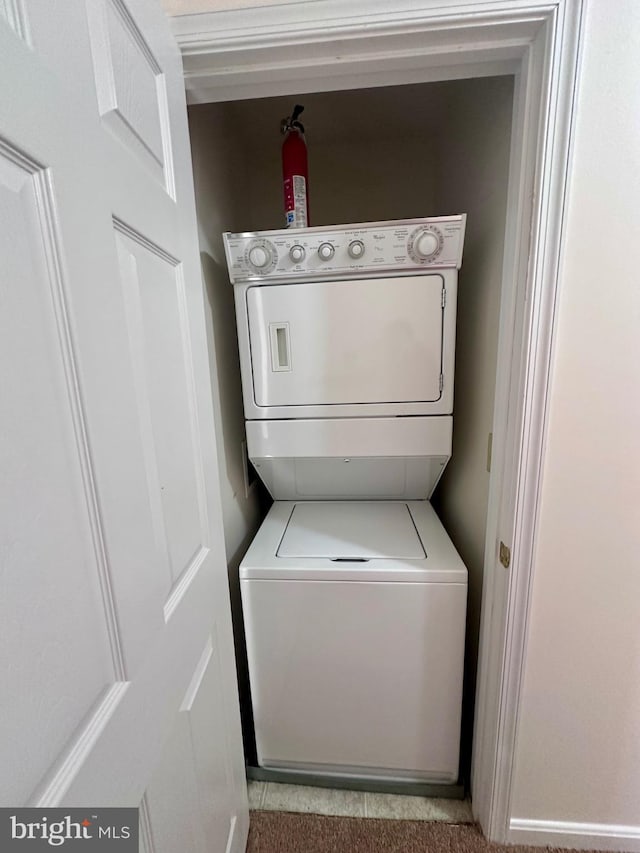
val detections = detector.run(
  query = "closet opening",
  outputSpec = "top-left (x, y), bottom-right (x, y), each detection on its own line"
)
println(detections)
top-left (187, 73), bottom-right (514, 791)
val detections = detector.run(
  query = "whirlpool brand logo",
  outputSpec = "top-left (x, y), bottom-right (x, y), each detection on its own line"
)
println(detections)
top-left (1, 809), bottom-right (138, 850)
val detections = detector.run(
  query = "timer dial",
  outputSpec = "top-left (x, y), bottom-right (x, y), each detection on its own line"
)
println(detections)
top-left (249, 246), bottom-right (269, 268)
top-left (415, 231), bottom-right (439, 258)
top-left (408, 226), bottom-right (443, 263)
top-left (318, 242), bottom-right (335, 261)
top-left (246, 239), bottom-right (276, 273)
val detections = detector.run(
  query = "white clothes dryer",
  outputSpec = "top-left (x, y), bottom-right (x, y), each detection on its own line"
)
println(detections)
top-left (223, 216), bottom-right (468, 784)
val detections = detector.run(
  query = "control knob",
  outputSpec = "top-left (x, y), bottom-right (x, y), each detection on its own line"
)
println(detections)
top-left (348, 240), bottom-right (365, 259)
top-left (414, 230), bottom-right (439, 258)
top-left (247, 241), bottom-right (275, 270)
top-left (318, 242), bottom-right (335, 261)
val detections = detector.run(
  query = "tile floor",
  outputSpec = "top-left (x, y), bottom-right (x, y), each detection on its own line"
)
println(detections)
top-left (248, 781), bottom-right (473, 822)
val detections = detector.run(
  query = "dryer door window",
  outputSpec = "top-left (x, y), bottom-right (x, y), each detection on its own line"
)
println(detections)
top-left (246, 275), bottom-right (444, 408)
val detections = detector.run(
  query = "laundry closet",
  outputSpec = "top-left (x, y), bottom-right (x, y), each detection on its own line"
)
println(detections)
top-left (186, 74), bottom-right (514, 785)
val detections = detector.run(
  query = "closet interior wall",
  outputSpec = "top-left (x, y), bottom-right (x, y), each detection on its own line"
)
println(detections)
top-left (431, 75), bottom-right (514, 772)
top-left (188, 103), bottom-right (265, 761)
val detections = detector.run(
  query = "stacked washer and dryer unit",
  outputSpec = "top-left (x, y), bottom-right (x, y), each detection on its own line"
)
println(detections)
top-left (223, 216), bottom-right (467, 785)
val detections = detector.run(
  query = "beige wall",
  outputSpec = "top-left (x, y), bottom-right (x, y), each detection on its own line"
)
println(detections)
top-left (217, 86), bottom-right (444, 231)
top-left (431, 75), bottom-right (513, 768)
top-left (242, 134), bottom-right (440, 230)
top-left (510, 0), bottom-right (640, 833)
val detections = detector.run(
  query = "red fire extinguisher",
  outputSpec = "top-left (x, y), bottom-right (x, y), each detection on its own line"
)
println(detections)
top-left (281, 104), bottom-right (309, 228)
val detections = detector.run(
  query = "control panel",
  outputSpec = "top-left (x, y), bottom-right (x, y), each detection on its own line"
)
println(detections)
top-left (223, 215), bottom-right (466, 283)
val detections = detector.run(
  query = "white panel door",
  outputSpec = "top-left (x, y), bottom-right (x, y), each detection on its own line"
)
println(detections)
top-left (247, 275), bottom-right (445, 407)
top-left (0, 3), bottom-right (247, 852)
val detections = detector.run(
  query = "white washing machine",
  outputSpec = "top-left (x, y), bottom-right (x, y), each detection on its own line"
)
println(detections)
top-left (224, 216), bottom-right (468, 784)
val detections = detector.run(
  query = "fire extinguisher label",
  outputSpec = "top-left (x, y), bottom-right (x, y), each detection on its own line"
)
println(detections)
top-left (285, 175), bottom-right (308, 228)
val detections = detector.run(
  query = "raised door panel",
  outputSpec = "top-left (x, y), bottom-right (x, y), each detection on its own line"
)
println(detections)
top-left (0, 143), bottom-right (120, 805)
top-left (114, 222), bottom-right (206, 605)
top-left (143, 634), bottom-right (237, 853)
top-left (87, 0), bottom-right (173, 193)
top-left (0, 0), bottom-right (28, 42)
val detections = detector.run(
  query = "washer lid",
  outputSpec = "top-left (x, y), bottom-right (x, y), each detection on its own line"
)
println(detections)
top-left (277, 502), bottom-right (426, 560)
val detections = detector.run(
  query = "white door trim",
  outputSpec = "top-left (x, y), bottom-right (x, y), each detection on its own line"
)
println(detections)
top-left (472, 3), bottom-right (584, 840)
top-left (169, 0), bottom-right (583, 842)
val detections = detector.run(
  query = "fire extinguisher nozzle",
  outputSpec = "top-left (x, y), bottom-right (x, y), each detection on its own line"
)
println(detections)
top-left (282, 104), bottom-right (306, 134)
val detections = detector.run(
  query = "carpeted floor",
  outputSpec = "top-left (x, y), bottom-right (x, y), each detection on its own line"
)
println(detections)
top-left (247, 811), bottom-right (587, 853)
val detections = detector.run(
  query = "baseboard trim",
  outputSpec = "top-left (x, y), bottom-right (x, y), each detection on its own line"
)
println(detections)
top-left (509, 818), bottom-right (640, 851)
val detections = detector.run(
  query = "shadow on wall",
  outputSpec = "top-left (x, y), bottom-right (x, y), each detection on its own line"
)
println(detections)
top-left (432, 225), bottom-right (500, 784)
top-left (226, 526), bottom-right (262, 767)
top-left (200, 250), bottom-right (269, 763)
top-left (431, 74), bottom-right (514, 785)
top-left (201, 251), bottom-right (246, 493)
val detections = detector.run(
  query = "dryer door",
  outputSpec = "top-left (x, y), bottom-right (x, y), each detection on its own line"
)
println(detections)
top-left (246, 275), bottom-right (444, 408)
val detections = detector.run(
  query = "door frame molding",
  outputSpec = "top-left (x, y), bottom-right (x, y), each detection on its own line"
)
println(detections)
top-left (170, 0), bottom-right (583, 841)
